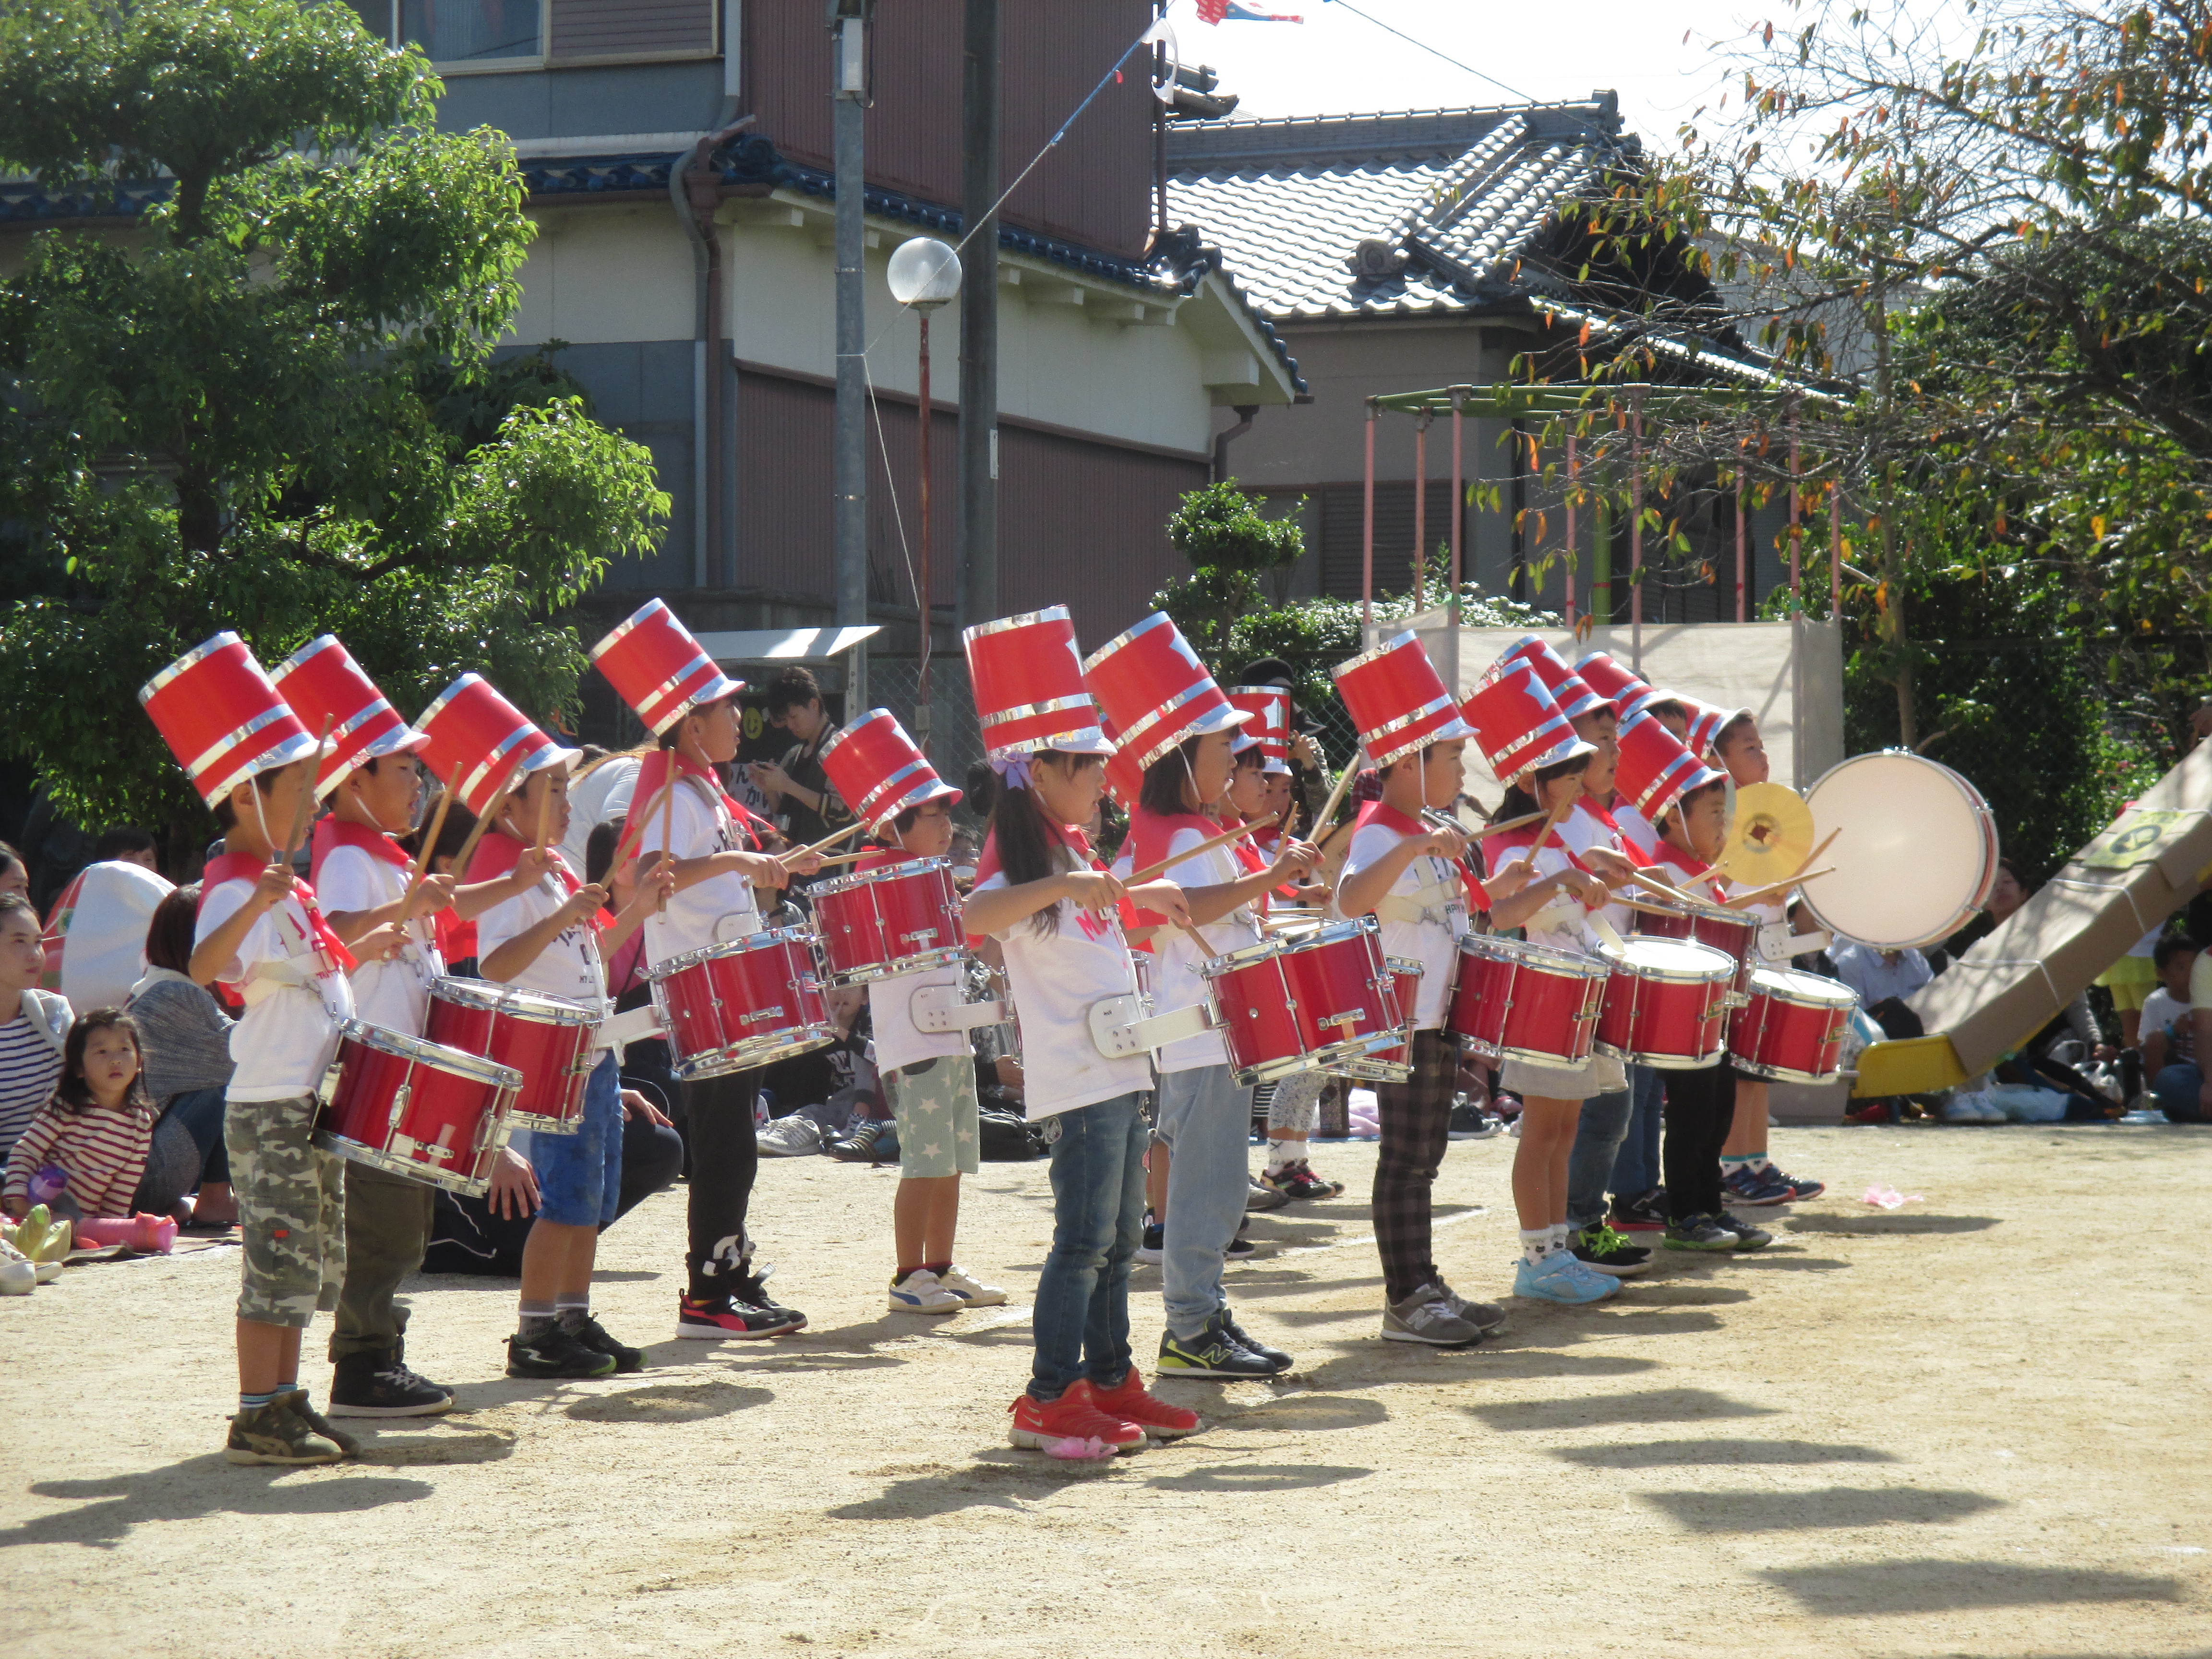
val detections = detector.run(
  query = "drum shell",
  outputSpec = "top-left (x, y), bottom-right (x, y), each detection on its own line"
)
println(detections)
top-left (1208, 946), bottom-right (1314, 1085)
top-left (649, 929), bottom-right (837, 1080)
top-left (1203, 920), bottom-right (1399, 1086)
top-left (1728, 970), bottom-right (1856, 1082)
top-left (318, 1023), bottom-right (522, 1196)
top-left (1448, 935), bottom-right (1610, 1065)
top-left (1332, 958), bottom-right (1423, 1083)
top-left (1593, 940), bottom-right (1733, 1070)
top-left (1635, 902), bottom-right (1758, 1006)
top-left (424, 979), bottom-right (597, 1134)
top-left (811, 859), bottom-right (965, 986)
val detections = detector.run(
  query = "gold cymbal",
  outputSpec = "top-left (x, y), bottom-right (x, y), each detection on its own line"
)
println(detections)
top-left (1717, 781), bottom-right (1815, 885)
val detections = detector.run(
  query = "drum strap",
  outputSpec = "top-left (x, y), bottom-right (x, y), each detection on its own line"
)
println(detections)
top-left (1372, 862), bottom-right (1465, 931)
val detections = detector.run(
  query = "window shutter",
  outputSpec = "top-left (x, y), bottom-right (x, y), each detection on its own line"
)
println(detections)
top-left (549, 0), bottom-right (715, 61)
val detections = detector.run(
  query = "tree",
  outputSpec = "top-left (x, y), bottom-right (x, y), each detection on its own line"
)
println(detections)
top-left (0, 0), bottom-right (667, 843)
top-left (1158, 480), bottom-right (1310, 657)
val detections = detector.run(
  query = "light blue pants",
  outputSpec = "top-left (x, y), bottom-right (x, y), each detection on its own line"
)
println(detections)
top-left (1154, 1062), bottom-right (1254, 1340)
top-left (1608, 1064), bottom-right (1664, 1201)
top-left (1565, 1078), bottom-right (1636, 1232)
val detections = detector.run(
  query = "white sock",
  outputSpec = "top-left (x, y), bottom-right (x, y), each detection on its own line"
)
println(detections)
top-left (1520, 1228), bottom-right (1552, 1265)
top-left (1748, 1154), bottom-right (1774, 1172)
top-left (1549, 1223), bottom-right (1571, 1254)
top-left (1266, 1137), bottom-right (1301, 1173)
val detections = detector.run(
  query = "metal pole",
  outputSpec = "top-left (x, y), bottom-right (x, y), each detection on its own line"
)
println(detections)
top-left (1565, 434), bottom-right (1578, 627)
top-left (957, 0), bottom-right (999, 637)
top-left (1362, 401), bottom-right (1376, 631)
top-left (1413, 410), bottom-right (1428, 603)
top-left (834, 7), bottom-right (870, 709)
top-left (1789, 399), bottom-right (1803, 600)
top-left (1450, 390), bottom-right (1464, 690)
top-left (1735, 467), bottom-right (1747, 623)
top-left (916, 310), bottom-right (933, 752)
top-left (1630, 386), bottom-right (1644, 670)
top-left (1829, 482), bottom-right (1842, 618)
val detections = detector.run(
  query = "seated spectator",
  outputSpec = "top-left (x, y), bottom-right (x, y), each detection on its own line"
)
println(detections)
top-left (2139, 935), bottom-right (2197, 1078)
top-left (0, 891), bottom-right (70, 1165)
top-left (44, 855), bottom-right (173, 1013)
top-left (0, 842), bottom-right (28, 902)
top-left (125, 884), bottom-right (238, 1226)
top-left (2, 1009), bottom-right (156, 1223)
top-left (2151, 935), bottom-right (2212, 1124)
top-left (1830, 938), bottom-right (1934, 1039)
top-left (92, 827), bottom-right (159, 872)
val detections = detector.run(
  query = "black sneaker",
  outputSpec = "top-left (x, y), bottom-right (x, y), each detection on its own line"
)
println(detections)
top-left (1720, 1213), bottom-right (1774, 1250)
top-left (676, 1292), bottom-right (806, 1339)
top-left (826, 1121), bottom-right (889, 1163)
top-left (507, 1324), bottom-right (620, 1379)
top-left (1609, 1188), bottom-right (1669, 1234)
top-left (1134, 1214), bottom-right (1165, 1265)
top-left (1663, 1213), bottom-right (1740, 1252)
top-left (1158, 1319), bottom-right (1280, 1379)
top-left (566, 1314), bottom-right (646, 1373)
top-left (1225, 1225), bottom-right (1258, 1262)
top-left (730, 1267), bottom-right (808, 1332)
top-left (327, 1350), bottom-right (455, 1418)
top-left (1246, 1173), bottom-right (1292, 1212)
top-left (1448, 1098), bottom-right (1503, 1139)
top-left (1569, 1221), bottom-right (1653, 1276)
top-left (1219, 1310), bottom-right (1292, 1372)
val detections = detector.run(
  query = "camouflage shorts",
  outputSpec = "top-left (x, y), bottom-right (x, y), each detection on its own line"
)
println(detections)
top-left (225, 1094), bottom-right (345, 1328)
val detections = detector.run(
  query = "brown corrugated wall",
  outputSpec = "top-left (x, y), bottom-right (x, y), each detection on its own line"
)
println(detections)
top-left (744, 0), bottom-right (1153, 259)
top-left (738, 368), bottom-right (1202, 643)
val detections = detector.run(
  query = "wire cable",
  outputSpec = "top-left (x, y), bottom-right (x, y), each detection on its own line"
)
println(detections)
top-left (1325, 0), bottom-right (1534, 105)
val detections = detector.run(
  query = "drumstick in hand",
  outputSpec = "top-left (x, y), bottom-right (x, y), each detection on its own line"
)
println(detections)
top-left (1124, 814), bottom-right (1276, 886)
top-left (1723, 866), bottom-right (1836, 910)
top-left (1312, 764), bottom-right (1357, 842)
top-left (780, 817), bottom-right (868, 865)
top-left (398, 764), bottom-right (462, 919)
top-left (533, 769), bottom-right (556, 855)
top-left (656, 767), bottom-right (676, 914)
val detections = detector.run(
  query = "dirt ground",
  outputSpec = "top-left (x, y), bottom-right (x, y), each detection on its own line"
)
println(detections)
top-left (4, 1119), bottom-right (2208, 1659)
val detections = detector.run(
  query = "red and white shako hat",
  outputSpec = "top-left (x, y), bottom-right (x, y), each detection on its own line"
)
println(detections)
top-left (962, 606), bottom-right (1113, 761)
top-left (1460, 661), bottom-right (1593, 784)
top-left (1674, 694), bottom-right (1731, 757)
top-left (1082, 613), bottom-right (1249, 772)
top-left (416, 674), bottom-right (580, 817)
top-left (1225, 686), bottom-right (1292, 775)
top-left (590, 599), bottom-right (745, 737)
top-left (1491, 636), bottom-right (1609, 719)
top-left (1572, 651), bottom-right (1659, 719)
top-left (1614, 709), bottom-right (1723, 820)
top-left (270, 636), bottom-right (432, 798)
top-left (1332, 632), bottom-right (1475, 769)
top-left (140, 633), bottom-right (325, 807)
top-left (1098, 710), bottom-right (1148, 812)
top-left (820, 709), bottom-right (961, 832)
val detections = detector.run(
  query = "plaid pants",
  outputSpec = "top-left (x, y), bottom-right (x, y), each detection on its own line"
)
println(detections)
top-left (1372, 1029), bottom-right (1456, 1304)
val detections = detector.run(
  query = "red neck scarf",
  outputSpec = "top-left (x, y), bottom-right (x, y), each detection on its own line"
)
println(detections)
top-left (613, 750), bottom-right (765, 869)
top-left (969, 814), bottom-right (1128, 948)
top-left (1355, 798), bottom-right (1426, 839)
top-left (197, 850), bottom-right (357, 972)
top-left (310, 815), bottom-right (409, 884)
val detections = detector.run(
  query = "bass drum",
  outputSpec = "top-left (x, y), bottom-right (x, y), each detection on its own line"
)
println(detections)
top-left (1801, 750), bottom-right (1998, 949)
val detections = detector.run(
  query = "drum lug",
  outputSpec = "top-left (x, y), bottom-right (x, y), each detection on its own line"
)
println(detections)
top-left (386, 1082), bottom-right (411, 1132)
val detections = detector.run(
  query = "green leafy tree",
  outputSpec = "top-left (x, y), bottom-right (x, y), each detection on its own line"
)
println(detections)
top-left (1159, 480), bottom-right (1309, 655)
top-left (0, 0), bottom-right (667, 845)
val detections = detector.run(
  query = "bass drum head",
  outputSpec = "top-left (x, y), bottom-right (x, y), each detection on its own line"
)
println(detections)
top-left (1801, 751), bottom-right (1995, 949)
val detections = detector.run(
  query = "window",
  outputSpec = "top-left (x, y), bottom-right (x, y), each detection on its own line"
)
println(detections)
top-left (349, 0), bottom-right (717, 70)
top-left (402, 0), bottom-right (538, 64)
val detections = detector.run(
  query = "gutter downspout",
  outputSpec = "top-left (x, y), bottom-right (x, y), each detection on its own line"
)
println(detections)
top-left (1210, 403), bottom-right (1257, 483)
top-left (670, 112), bottom-right (755, 593)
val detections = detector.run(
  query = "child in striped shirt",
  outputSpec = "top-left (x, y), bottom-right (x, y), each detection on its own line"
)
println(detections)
top-left (3, 1009), bottom-right (156, 1222)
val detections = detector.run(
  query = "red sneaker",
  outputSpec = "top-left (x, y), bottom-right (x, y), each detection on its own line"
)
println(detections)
top-left (1008, 1379), bottom-right (1147, 1451)
top-left (1090, 1369), bottom-right (1202, 1440)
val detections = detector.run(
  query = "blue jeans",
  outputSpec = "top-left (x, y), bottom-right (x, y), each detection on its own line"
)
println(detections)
top-left (1609, 1065), bottom-right (1663, 1201)
top-left (517, 1054), bottom-right (623, 1226)
top-left (1029, 1092), bottom-right (1147, 1403)
top-left (1154, 1063), bottom-right (1252, 1339)
top-left (1565, 1081), bottom-right (1635, 1231)
top-left (2151, 1064), bottom-right (2208, 1124)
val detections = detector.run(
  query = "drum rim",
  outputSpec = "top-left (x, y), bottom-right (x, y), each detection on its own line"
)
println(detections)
top-left (313, 1130), bottom-right (505, 1196)
top-left (822, 943), bottom-right (968, 987)
top-left (669, 1022), bottom-right (841, 1079)
top-left (1602, 937), bottom-right (1737, 982)
top-left (1743, 967), bottom-right (1858, 1009)
top-left (812, 855), bottom-right (953, 899)
top-left (1457, 932), bottom-right (1614, 980)
top-left (648, 926), bottom-right (820, 979)
top-left (1636, 893), bottom-right (1753, 927)
top-left (337, 1019), bottom-right (525, 1088)
top-left (429, 976), bottom-right (599, 1025)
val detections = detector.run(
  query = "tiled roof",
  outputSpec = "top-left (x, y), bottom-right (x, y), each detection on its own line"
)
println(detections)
top-left (1165, 100), bottom-right (1639, 323)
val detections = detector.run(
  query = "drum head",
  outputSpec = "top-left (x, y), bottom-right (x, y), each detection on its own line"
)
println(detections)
top-left (1802, 752), bottom-right (1994, 948)
top-left (1749, 967), bottom-right (1856, 1008)
top-left (1611, 937), bottom-right (1731, 979)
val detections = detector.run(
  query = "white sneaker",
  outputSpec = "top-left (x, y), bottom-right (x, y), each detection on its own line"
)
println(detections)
top-left (936, 1264), bottom-right (1009, 1307)
top-left (757, 1116), bottom-right (824, 1157)
top-left (888, 1269), bottom-right (964, 1314)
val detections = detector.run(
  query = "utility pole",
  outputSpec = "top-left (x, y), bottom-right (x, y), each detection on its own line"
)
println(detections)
top-left (957, 0), bottom-right (999, 637)
top-left (833, 0), bottom-right (871, 709)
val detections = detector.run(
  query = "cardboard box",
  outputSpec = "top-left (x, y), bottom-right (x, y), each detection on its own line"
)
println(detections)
top-left (1903, 741), bottom-right (2212, 1079)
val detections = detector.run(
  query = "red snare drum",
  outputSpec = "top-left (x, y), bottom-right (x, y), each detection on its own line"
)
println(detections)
top-left (318, 1022), bottom-right (522, 1195)
top-left (1447, 934), bottom-right (1611, 1065)
top-left (1333, 957), bottom-right (1425, 1083)
top-left (648, 926), bottom-right (837, 1080)
top-left (1729, 968), bottom-right (1856, 1082)
top-left (425, 978), bottom-right (599, 1134)
top-left (1203, 917), bottom-right (1398, 1085)
top-left (811, 857), bottom-right (964, 986)
top-left (1635, 896), bottom-right (1758, 1007)
top-left (1593, 937), bottom-right (1734, 1070)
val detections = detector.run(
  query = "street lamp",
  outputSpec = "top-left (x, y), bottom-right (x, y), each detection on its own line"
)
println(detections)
top-left (887, 235), bottom-right (962, 752)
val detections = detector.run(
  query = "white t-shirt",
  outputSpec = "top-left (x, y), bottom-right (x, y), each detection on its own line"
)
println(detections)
top-left (1336, 818), bottom-right (1466, 1031)
top-left (560, 755), bottom-right (641, 880)
top-left (1558, 799), bottom-right (1633, 938)
top-left (1519, 841), bottom-right (1607, 959)
top-left (196, 878), bottom-right (356, 1103)
top-left (976, 856), bottom-right (1151, 1117)
top-left (2142, 986), bottom-right (2192, 1051)
top-left (316, 842), bottom-right (442, 1034)
top-left (1613, 801), bottom-right (1661, 864)
top-left (636, 775), bottom-right (762, 967)
top-left (475, 869), bottom-right (608, 1017)
top-left (1150, 829), bottom-right (1262, 1074)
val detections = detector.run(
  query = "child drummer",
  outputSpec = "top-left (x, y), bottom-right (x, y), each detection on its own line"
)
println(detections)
top-left (819, 710), bottom-right (1008, 1317)
top-left (278, 645), bottom-right (517, 1419)
top-left (590, 601), bottom-right (820, 1340)
top-left (1088, 620), bottom-right (1320, 1382)
top-left (141, 635), bottom-right (385, 1464)
top-left (465, 733), bottom-right (672, 1377)
top-left (1332, 635), bottom-right (1533, 1346)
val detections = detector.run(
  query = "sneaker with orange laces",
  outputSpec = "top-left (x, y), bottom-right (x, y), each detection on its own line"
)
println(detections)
top-left (1091, 1369), bottom-right (1202, 1440)
top-left (1008, 1379), bottom-right (1147, 1452)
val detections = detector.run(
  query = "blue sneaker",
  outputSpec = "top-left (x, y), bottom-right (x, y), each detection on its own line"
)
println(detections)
top-left (1722, 1164), bottom-right (1795, 1206)
top-left (1514, 1253), bottom-right (1616, 1304)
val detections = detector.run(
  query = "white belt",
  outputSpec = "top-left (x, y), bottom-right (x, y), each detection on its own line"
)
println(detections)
top-left (1088, 995), bottom-right (1214, 1061)
top-left (1375, 876), bottom-right (1464, 932)
top-left (909, 983), bottom-right (1009, 1034)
